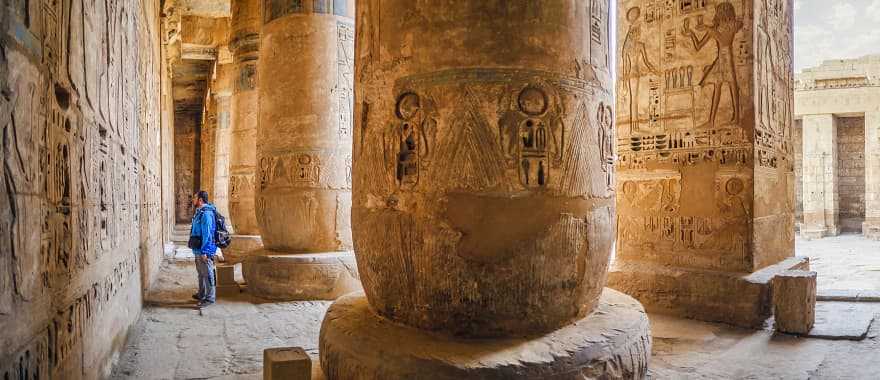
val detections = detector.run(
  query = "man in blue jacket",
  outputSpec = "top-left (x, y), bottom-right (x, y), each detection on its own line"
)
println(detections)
top-left (190, 190), bottom-right (218, 307)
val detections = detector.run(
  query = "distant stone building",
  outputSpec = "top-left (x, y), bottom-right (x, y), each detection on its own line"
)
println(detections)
top-left (795, 55), bottom-right (880, 240)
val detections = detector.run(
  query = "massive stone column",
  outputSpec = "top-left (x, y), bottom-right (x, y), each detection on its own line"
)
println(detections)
top-left (241, 0), bottom-right (360, 300)
top-left (319, 2), bottom-right (650, 379)
top-left (801, 114), bottom-right (840, 239)
top-left (213, 61), bottom-right (235, 218)
top-left (864, 112), bottom-right (880, 239)
top-left (608, 0), bottom-right (806, 328)
top-left (227, 0), bottom-right (264, 257)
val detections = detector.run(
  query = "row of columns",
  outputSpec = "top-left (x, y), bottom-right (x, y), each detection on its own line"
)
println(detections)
top-left (801, 112), bottom-right (880, 240)
top-left (190, 1), bottom-right (805, 379)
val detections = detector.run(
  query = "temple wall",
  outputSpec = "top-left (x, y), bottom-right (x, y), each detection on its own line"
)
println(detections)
top-left (837, 117), bottom-right (866, 232)
top-left (174, 113), bottom-right (199, 223)
top-left (0, 0), bottom-right (164, 378)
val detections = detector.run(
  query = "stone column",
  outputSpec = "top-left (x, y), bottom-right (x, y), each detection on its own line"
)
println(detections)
top-left (608, 0), bottom-right (806, 328)
top-left (801, 114), bottom-right (840, 239)
top-left (227, 0), bottom-right (264, 259)
top-left (319, 1), bottom-right (650, 379)
top-left (200, 100), bottom-right (217, 199)
top-left (864, 112), bottom-right (880, 239)
top-left (213, 61), bottom-right (235, 219)
top-left (229, 0), bottom-right (262, 235)
top-left (241, 0), bottom-right (360, 300)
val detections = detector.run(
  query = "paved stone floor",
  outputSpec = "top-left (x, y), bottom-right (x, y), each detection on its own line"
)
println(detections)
top-left (113, 260), bottom-right (880, 379)
top-left (796, 234), bottom-right (880, 291)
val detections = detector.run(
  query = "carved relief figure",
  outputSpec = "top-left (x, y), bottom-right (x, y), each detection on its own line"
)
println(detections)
top-left (621, 6), bottom-right (659, 134)
top-left (499, 85), bottom-right (564, 189)
top-left (391, 92), bottom-right (435, 188)
top-left (682, 2), bottom-right (743, 127)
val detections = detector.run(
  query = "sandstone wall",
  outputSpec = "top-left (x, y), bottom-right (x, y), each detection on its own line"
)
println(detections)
top-left (174, 113), bottom-right (199, 222)
top-left (794, 119), bottom-right (803, 225)
top-left (0, 0), bottom-right (164, 378)
top-left (837, 117), bottom-right (866, 232)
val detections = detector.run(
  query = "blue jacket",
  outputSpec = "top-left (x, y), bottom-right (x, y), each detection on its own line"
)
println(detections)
top-left (190, 203), bottom-right (218, 256)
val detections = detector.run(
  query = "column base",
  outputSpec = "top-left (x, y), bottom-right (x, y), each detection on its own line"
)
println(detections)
top-left (319, 289), bottom-right (651, 380)
top-left (607, 257), bottom-right (809, 328)
top-left (242, 251), bottom-right (361, 301)
top-left (223, 235), bottom-right (265, 264)
top-left (800, 226), bottom-right (841, 240)
top-left (863, 222), bottom-right (880, 240)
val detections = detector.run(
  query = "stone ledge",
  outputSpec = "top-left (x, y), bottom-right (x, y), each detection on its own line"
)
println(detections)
top-left (608, 257), bottom-right (809, 328)
top-left (242, 251), bottom-right (361, 301)
top-left (319, 289), bottom-right (651, 380)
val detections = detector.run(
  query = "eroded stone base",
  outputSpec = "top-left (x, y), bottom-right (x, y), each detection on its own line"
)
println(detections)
top-left (223, 235), bottom-right (264, 264)
top-left (242, 251), bottom-right (360, 301)
top-left (608, 257), bottom-right (809, 328)
top-left (319, 289), bottom-right (651, 380)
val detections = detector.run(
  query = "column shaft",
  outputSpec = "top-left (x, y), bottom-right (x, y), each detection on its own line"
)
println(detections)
top-left (865, 112), bottom-right (880, 239)
top-left (229, 0), bottom-right (262, 235)
top-left (801, 114), bottom-right (840, 238)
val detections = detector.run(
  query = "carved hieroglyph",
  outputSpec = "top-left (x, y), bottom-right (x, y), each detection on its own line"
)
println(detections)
top-left (615, 0), bottom-right (794, 273)
top-left (350, 0), bottom-right (615, 338)
top-left (1, 0), bottom-right (164, 378)
top-left (256, 1), bottom-right (354, 252)
top-left (229, 0), bottom-right (261, 235)
top-left (609, 0), bottom-right (795, 327)
top-left (321, 3), bottom-right (651, 379)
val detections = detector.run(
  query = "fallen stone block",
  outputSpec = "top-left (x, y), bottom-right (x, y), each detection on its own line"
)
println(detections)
top-left (216, 264), bottom-right (236, 286)
top-left (264, 347), bottom-right (311, 380)
top-left (772, 270), bottom-right (817, 335)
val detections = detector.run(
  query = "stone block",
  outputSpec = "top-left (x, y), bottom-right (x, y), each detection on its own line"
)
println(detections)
top-left (608, 257), bottom-right (809, 328)
top-left (216, 264), bottom-right (236, 286)
top-left (264, 347), bottom-right (311, 380)
top-left (216, 284), bottom-right (240, 297)
top-left (772, 270), bottom-right (817, 335)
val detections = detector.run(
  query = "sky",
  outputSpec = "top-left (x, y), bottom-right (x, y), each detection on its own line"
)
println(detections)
top-left (794, 0), bottom-right (880, 72)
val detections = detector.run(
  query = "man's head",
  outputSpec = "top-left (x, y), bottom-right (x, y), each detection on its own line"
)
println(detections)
top-left (192, 190), bottom-right (209, 208)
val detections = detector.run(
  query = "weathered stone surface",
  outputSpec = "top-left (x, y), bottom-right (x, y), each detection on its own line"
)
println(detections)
top-left (243, 252), bottom-right (361, 301)
top-left (0, 0), bottom-right (165, 378)
top-left (256, 3), bottom-right (354, 253)
top-left (350, 0), bottom-right (615, 338)
top-left (264, 347), bottom-right (311, 380)
top-left (217, 264), bottom-right (237, 286)
top-left (772, 270), bottom-right (817, 335)
top-left (320, 290), bottom-right (650, 380)
top-left (611, 0), bottom-right (795, 327)
top-left (229, 0), bottom-right (262, 235)
top-left (610, 257), bottom-right (808, 328)
top-left (224, 234), bottom-right (265, 263)
top-left (800, 114), bottom-right (840, 239)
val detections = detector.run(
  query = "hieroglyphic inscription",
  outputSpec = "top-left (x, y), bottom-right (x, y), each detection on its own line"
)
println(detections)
top-left (336, 22), bottom-right (354, 138)
top-left (616, 0), bottom-right (793, 272)
top-left (1, 0), bottom-right (164, 376)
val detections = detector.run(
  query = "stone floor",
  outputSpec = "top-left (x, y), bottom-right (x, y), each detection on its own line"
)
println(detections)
top-left (112, 259), bottom-right (880, 379)
top-left (796, 234), bottom-right (880, 291)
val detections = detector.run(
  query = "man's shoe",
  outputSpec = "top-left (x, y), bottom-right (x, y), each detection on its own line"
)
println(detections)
top-left (197, 300), bottom-right (215, 308)
top-left (192, 294), bottom-right (201, 301)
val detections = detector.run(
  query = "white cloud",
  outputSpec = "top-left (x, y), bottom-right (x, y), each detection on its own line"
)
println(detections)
top-left (830, 3), bottom-right (857, 31)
